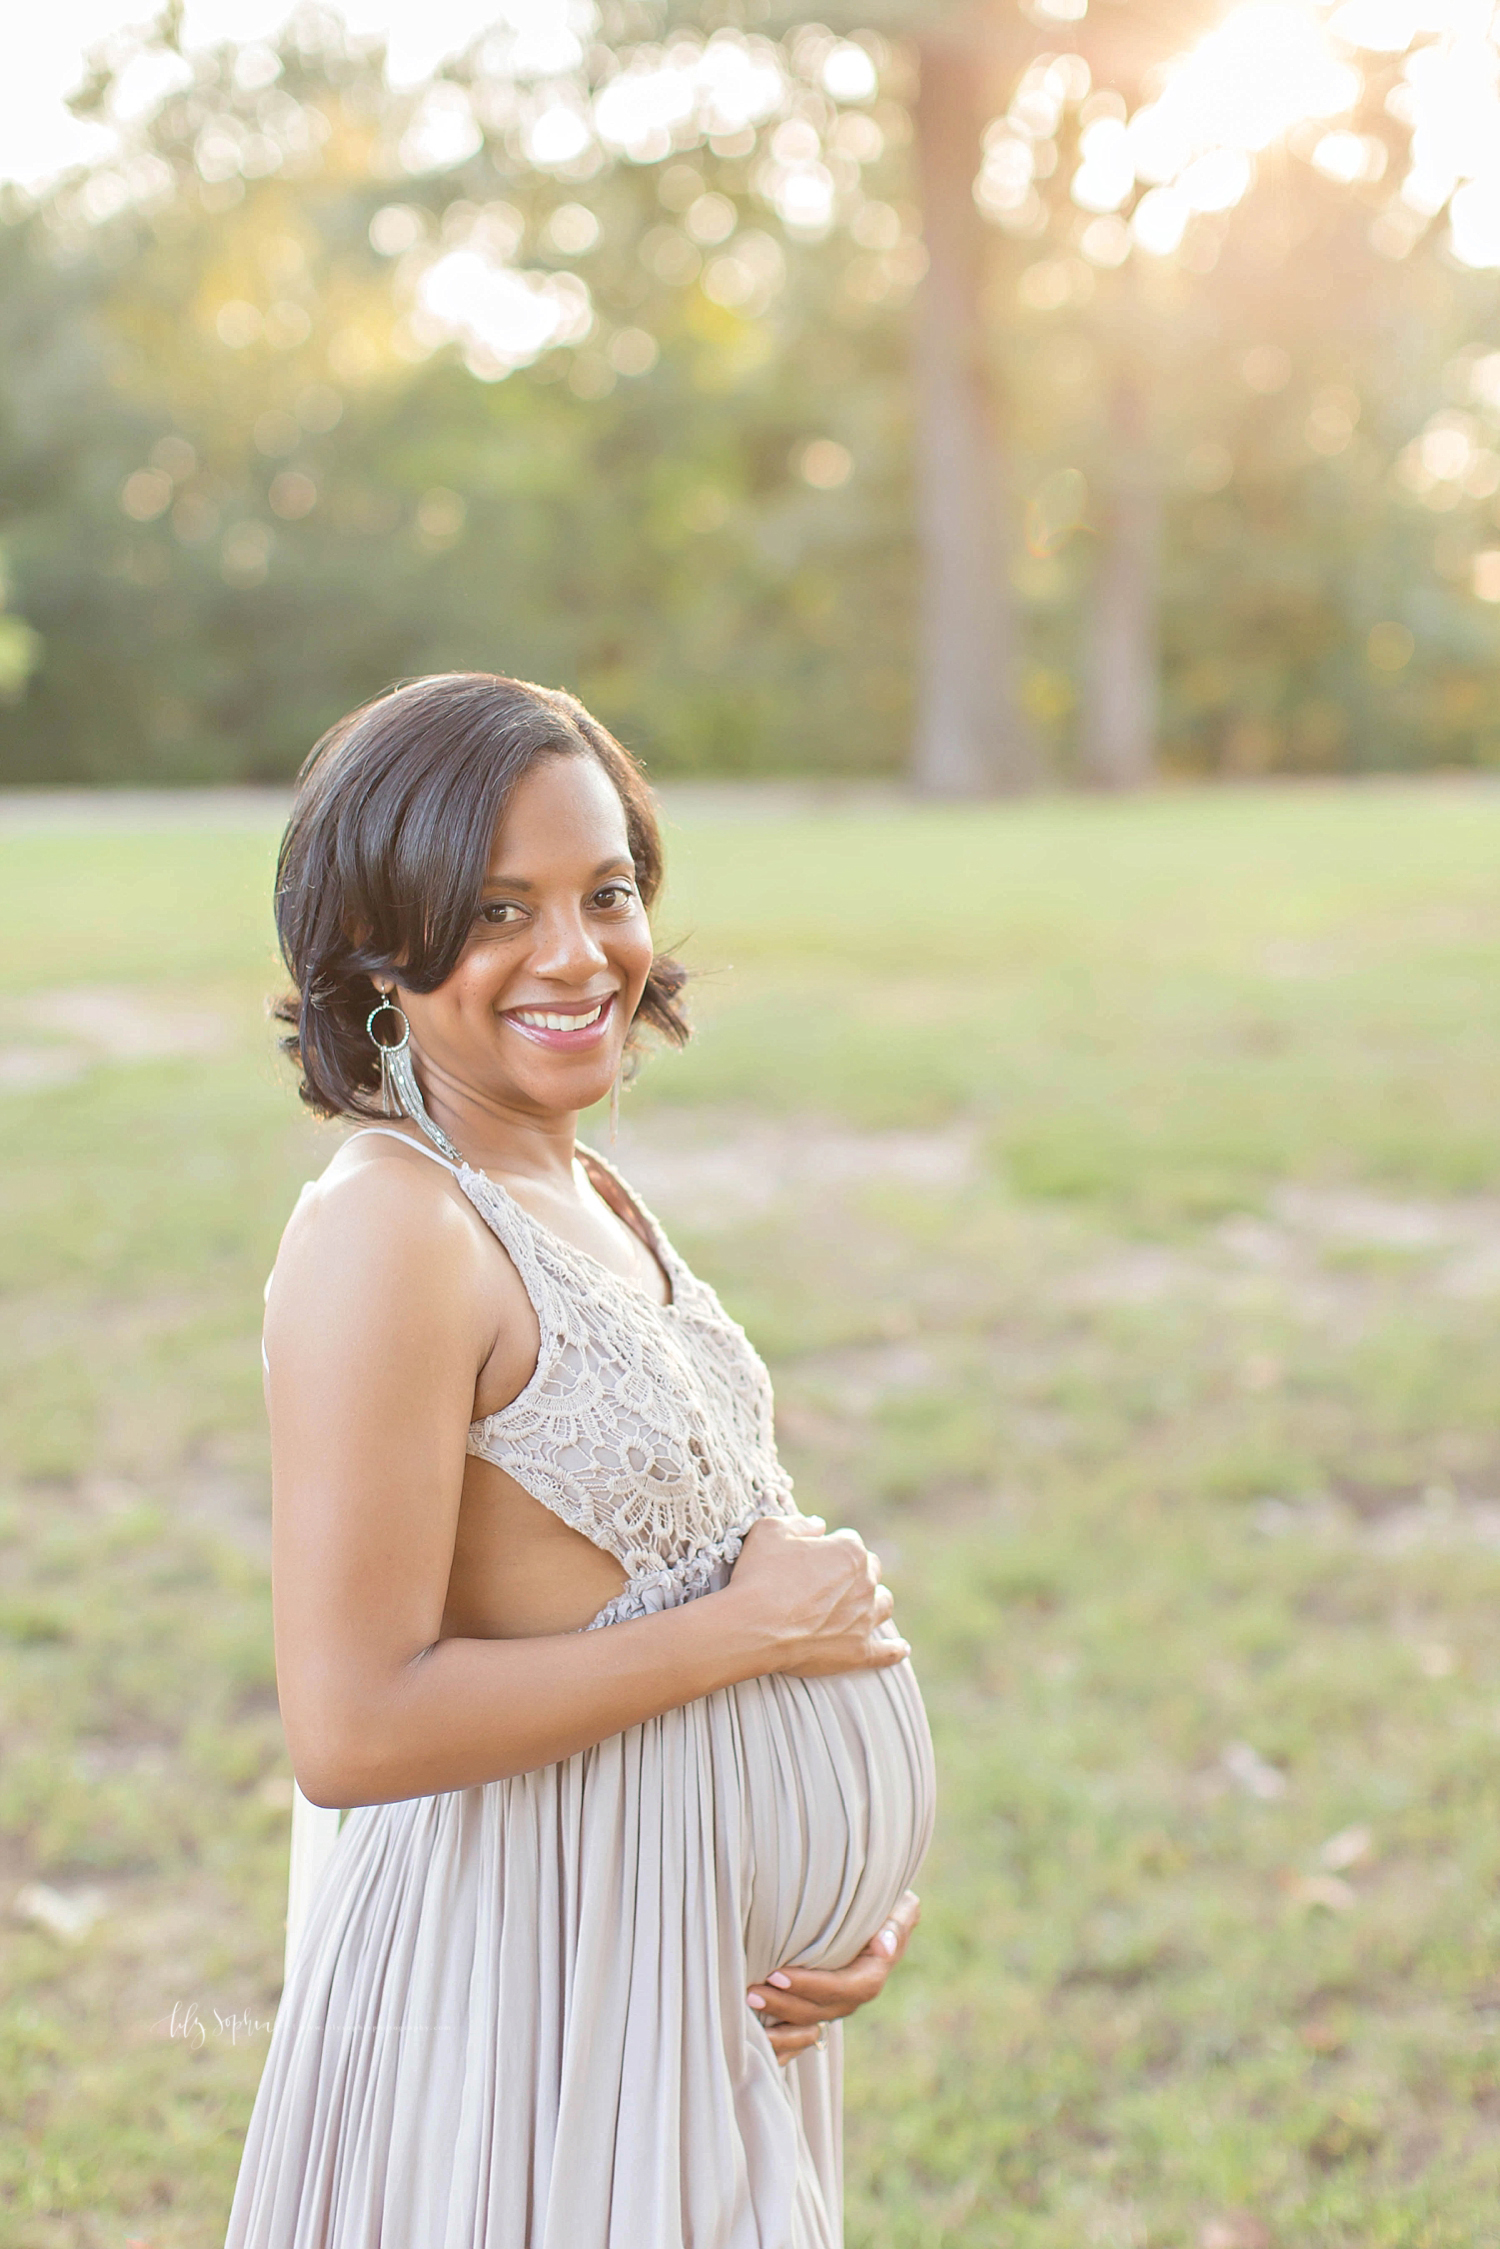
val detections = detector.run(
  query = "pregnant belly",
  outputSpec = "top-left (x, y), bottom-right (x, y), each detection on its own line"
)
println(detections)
top-left (724, 1646), bottom-right (936, 1983)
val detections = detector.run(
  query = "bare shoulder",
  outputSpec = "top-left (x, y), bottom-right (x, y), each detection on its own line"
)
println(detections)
top-left (264, 1132), bottom-right (540, 1415)
top-left (282, 1133), bottom-right (472, 1255)
top-left (269, 1134), bottom-right (498, 1336)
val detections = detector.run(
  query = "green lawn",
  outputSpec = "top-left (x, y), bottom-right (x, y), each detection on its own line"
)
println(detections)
top-left (2, 779), bottom-right (1499, 2247)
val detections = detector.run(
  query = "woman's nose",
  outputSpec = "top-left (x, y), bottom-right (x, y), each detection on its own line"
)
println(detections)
top-left (528, 906), bottom-right (609, 977)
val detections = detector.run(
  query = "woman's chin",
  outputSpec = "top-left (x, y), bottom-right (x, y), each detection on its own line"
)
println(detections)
top-left (501, 1060), bottom-right (620, 1119)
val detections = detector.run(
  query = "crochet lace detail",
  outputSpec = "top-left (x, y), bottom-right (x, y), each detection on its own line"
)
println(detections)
top-left (458, 1145), bottom-right (798, 1601)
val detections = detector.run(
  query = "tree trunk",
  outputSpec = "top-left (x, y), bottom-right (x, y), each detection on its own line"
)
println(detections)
top-left (1079, 367), bottom-right (1160, 789)
top-left (909, 32), bottom-right (1037, 798)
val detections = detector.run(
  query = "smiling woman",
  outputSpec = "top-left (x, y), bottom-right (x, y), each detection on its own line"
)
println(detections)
top-left (226, 672), bottom-right (934, 2249)
top-left (270, 672), bottom-right (688, 1127)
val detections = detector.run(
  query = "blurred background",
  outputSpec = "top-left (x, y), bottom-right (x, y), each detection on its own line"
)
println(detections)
top-left (3, 0), bottom-right (1500, 786)
top-left (4, 3), bottom-right (1500, 2247)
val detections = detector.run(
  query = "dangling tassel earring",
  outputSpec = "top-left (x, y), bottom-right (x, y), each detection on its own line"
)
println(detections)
top-left (366, 989), bottom-right (407, 1117)
top-left (366, 988), bottom-right (465, 1166)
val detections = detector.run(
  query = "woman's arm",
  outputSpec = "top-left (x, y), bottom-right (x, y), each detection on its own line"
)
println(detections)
top-left (265, 1158), bottom-right (904, 1809)
top-left (315, 1578), bottom-right (786, 1805)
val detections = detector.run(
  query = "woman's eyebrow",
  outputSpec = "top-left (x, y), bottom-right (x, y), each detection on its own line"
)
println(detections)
top-left (480, 857), bottom-right (634, 891)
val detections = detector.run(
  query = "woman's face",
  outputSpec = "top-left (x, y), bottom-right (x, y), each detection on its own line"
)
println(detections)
top-left (396, 751), bottom-right (655, 1127)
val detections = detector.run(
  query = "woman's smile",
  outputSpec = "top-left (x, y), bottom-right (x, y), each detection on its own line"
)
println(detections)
top-left (501, 991), bottom-right (616, 1052)
top-left (381, 752), bottom-right (659, 1130)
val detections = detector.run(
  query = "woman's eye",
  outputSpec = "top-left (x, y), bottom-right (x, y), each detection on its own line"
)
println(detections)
top-left (478, 901), bottom-right (524, 926)
top-left (592, 884), bottom-right (637, 909)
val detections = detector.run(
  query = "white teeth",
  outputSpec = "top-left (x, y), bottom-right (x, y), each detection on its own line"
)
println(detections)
top-left (514, 1002), bottom-right (605, 1032)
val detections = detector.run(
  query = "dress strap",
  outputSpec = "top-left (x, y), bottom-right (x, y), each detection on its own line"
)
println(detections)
top-left (343, 1125), bottom-right (558, 1316)
top-left (343, 1125), bottom-right (462, 1174)
top-left (455, 1172), bottom-right (569, 1327)
top-left (575, 1141), bottom-right (681, 1276)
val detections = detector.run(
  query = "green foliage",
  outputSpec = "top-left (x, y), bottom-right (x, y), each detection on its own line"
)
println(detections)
top-left (0, 13), bottom-right (1498, 785)
top-left (0, 21), bottom-right (916, 785)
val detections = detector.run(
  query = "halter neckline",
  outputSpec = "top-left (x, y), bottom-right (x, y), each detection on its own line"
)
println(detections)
top-left (341, 1125), bottom-right (681, 1313)
top-left (343, 1123), bottom-right (459, 1171)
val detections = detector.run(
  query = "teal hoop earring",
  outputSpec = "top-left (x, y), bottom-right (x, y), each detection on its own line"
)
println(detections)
top-left (367, 988), bottom-right (464, 1165)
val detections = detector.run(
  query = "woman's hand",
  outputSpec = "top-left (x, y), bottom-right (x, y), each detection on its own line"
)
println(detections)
top-left (727, 1514), bottom-right (909, 1677)
top-left (748, 1891), bottom-right (922, 2064)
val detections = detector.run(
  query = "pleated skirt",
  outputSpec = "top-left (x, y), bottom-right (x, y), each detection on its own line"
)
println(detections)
top-left (224, 1658), bottom-right (935, 2249)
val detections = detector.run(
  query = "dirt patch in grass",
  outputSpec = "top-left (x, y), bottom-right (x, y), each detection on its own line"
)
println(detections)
top-left (608, 1107), bottom-right (980, 1229)
top-left (0, 986), bottom-right (230, 1095)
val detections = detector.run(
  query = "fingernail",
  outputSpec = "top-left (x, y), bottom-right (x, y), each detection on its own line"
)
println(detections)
top-left (747, 1991), bottom-right (766, 2009)
top-left (767, 1972), bottom-right (792, 1989)
top-left (876, 1929), bottom-right (897, 1955)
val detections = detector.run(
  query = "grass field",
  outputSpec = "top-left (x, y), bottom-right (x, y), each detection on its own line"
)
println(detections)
top-left (2, 778), bottom-right (1500, 2248)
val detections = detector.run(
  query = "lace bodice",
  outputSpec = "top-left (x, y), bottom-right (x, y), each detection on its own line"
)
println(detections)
top-left (422, 1139), bottom-right (799, 1628)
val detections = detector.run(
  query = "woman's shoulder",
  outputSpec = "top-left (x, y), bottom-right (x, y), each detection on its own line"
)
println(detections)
top-left (274, 1129), bottom-right (482, 1286)
top-left (307, 1124), bottom-right (459, 1202)
top-left (264, 1131), bottom-right (529, 1378)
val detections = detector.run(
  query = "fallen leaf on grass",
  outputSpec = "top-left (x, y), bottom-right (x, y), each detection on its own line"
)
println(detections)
top-left (1299, 2019), bottom-right (1348, 2055)
top-left (13, 1881), bottom-right (108, 1941)
top-left (1318, 1824), bottom-right (1373, 1871)
top-left (1222, 1742), bottom-right (1288, 1800)
top-left (1199, 2215), bottom-right (1271, 2249)
top-left (1278, 1871), bottom-right (1357, 1911)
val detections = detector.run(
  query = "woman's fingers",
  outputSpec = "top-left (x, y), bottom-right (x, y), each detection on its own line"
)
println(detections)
top-left (751, 1985), bottom-right (853, 2027)
top-left (748, 1983), bottom-right (824, 2025)
top-left (748, 1960), bottom-right (884, 2023)
top-left (868, 1889), bottom-right (921, 1962)
top-left (779, 1962), bottom-right (885, 2008)
top-left (766, 2022), bottom-right (825, 2063)
top-left (747, 1892), bottom-right (924, 2029)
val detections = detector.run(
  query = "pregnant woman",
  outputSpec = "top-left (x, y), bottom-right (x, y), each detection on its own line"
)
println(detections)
top-left (226, 672), bottom-right (936, 2248)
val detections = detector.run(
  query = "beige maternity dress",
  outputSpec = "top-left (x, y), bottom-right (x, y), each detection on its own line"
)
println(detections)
top-left (226, 1129), bottom-right (936, 2249)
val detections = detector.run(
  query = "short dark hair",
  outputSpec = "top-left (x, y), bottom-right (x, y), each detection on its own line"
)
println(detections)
top-left (272, 672), bottom-right (689, 1120)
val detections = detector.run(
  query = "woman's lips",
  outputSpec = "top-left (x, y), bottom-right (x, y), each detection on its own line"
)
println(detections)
top-left (501, 991), bottom-right (616, 1052)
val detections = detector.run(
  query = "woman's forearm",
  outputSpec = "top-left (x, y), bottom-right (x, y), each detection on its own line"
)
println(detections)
top-left (293, 1585), bottom-right (775, 1807)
